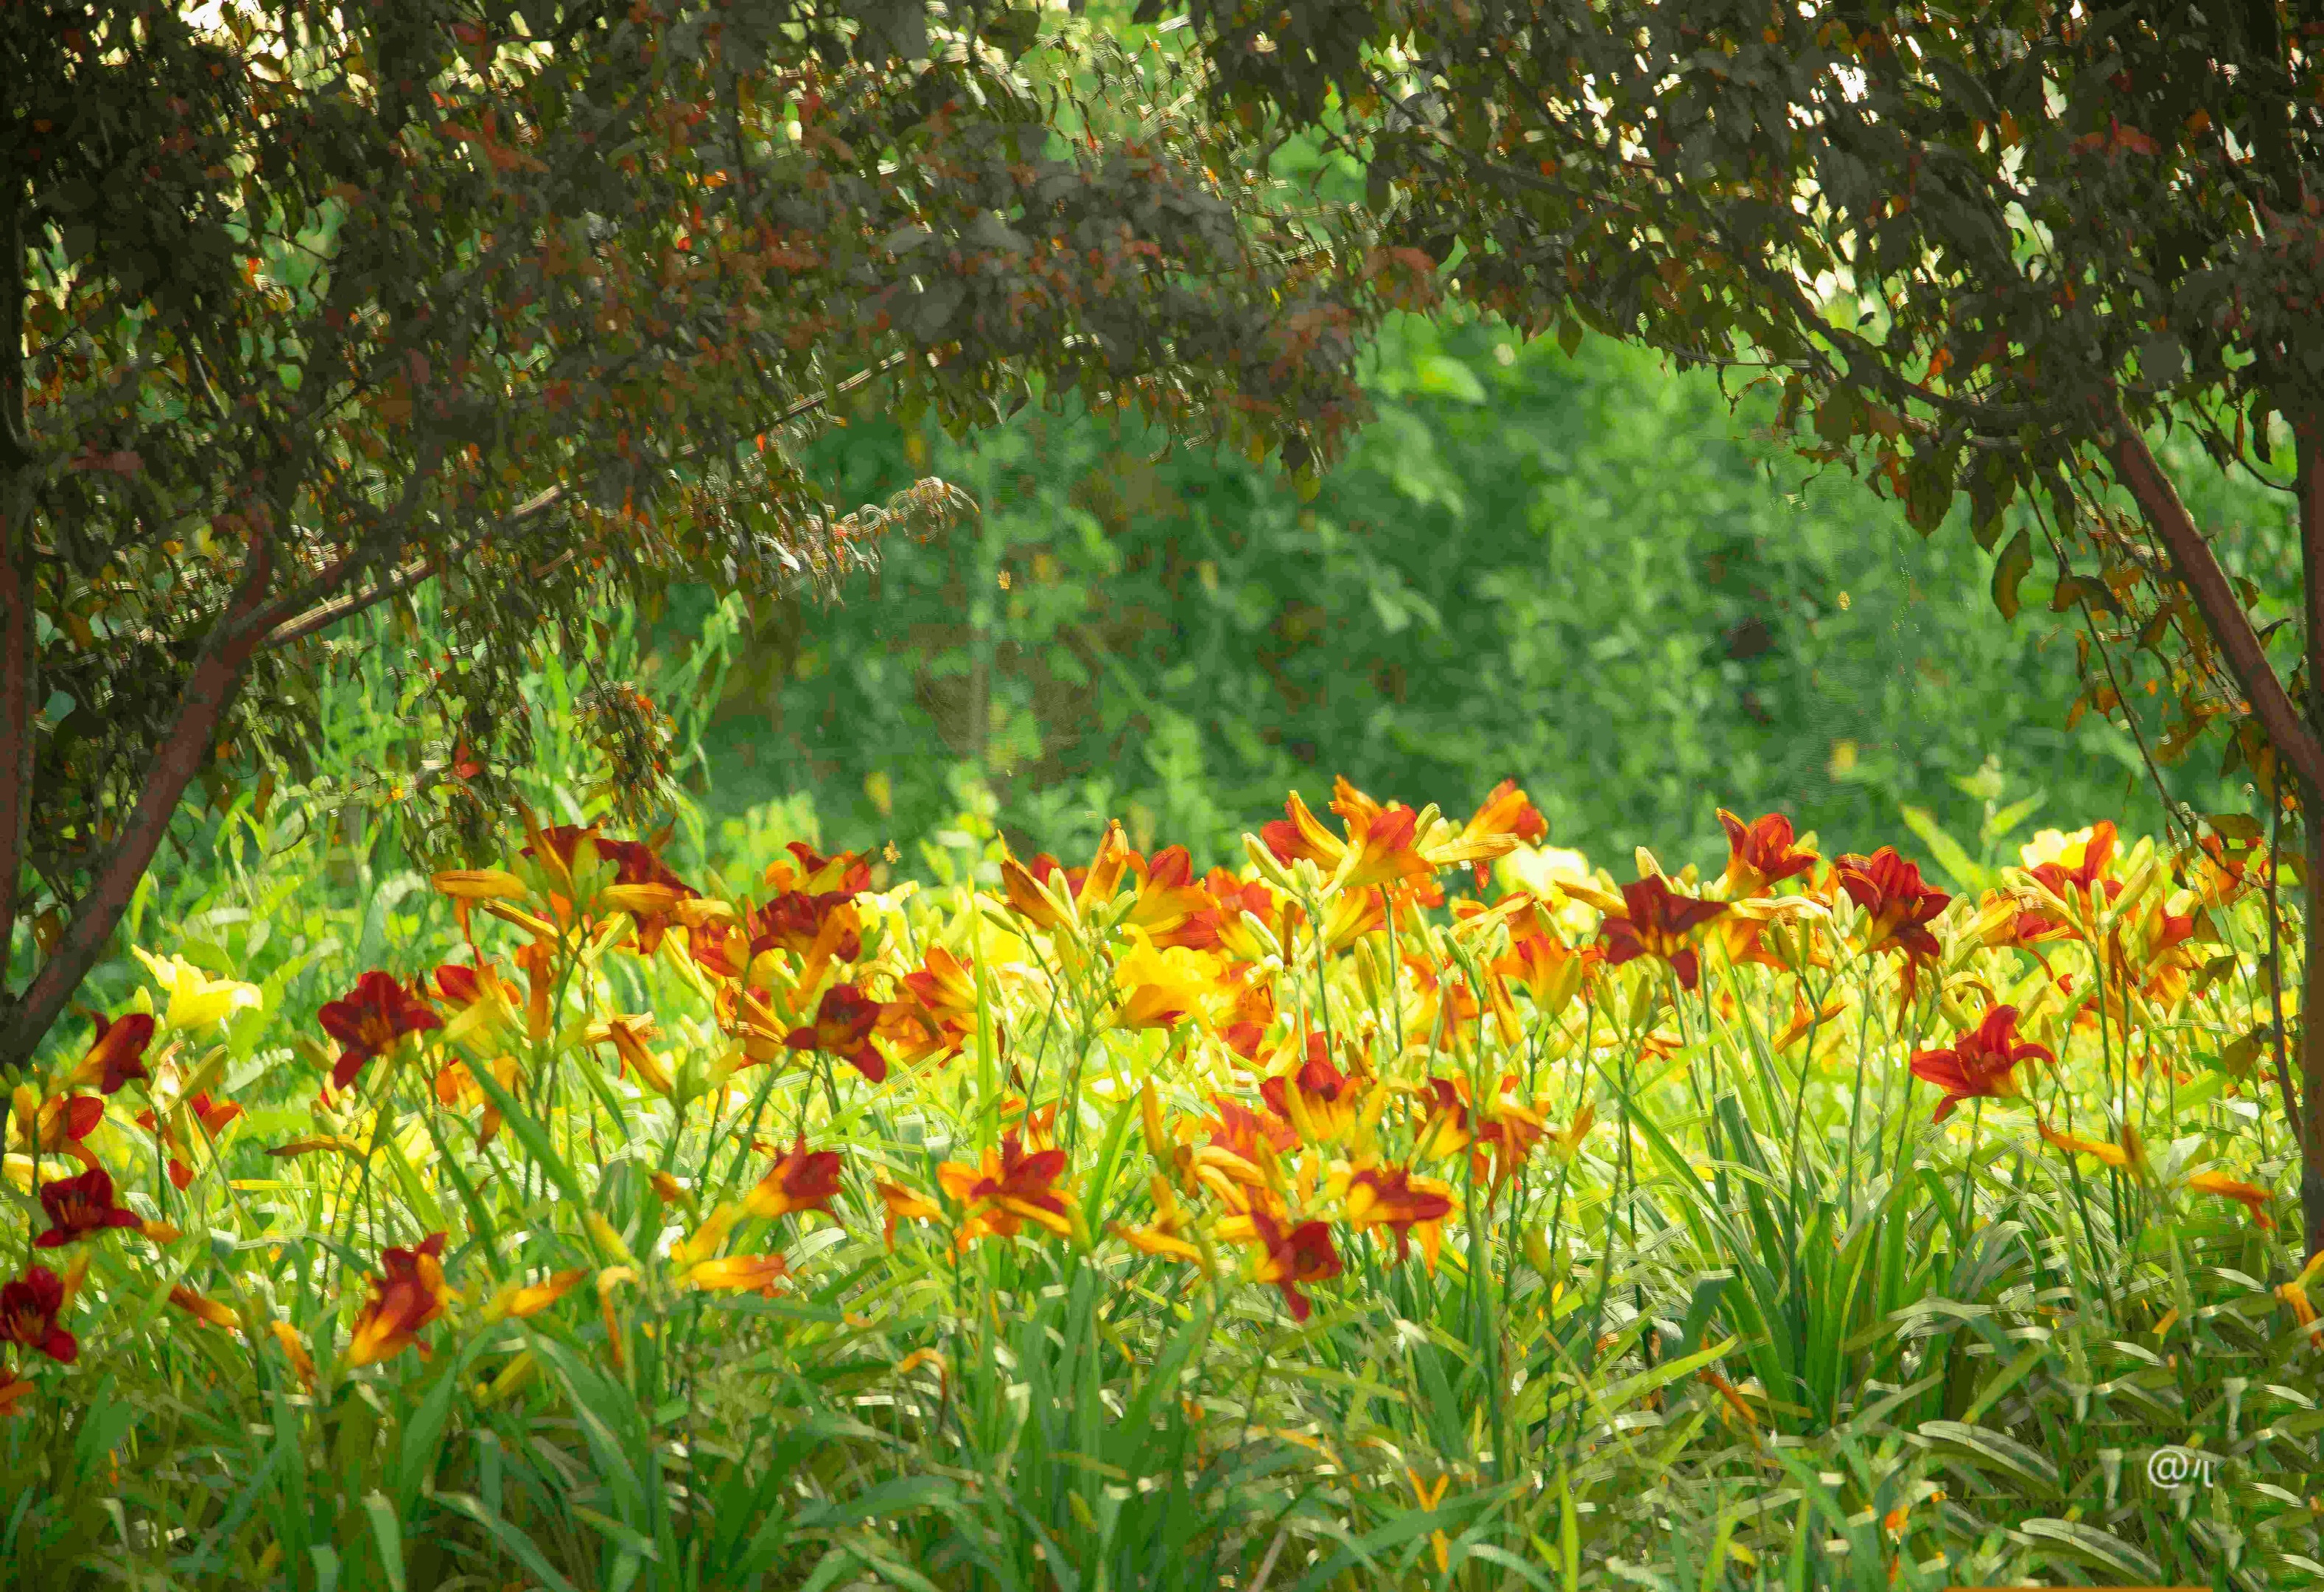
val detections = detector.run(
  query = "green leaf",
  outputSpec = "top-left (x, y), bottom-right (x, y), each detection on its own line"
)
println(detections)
top-left (1411, 352), bottom-right (1485, 404)
top-left (1992, 527), bottom-right (2031, 620)
top-left (361, 1493), bottom-right (407, 1592)
top-left (1896, 803), bottom-right (1988, 894)
top-left (2017, 1518), bottom-right (2165, 1582)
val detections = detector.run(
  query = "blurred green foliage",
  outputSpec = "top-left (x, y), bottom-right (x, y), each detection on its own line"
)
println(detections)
top-left (655, 310), bottom-right (2269, 878)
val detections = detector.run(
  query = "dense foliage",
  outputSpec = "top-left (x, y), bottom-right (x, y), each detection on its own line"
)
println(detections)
top-left (669, 310), bottom-right (2269, 878)
top-left (0, 0), bottom-right (1418, 1066)
top-left (3, 761), bottom-right (2317, 1588)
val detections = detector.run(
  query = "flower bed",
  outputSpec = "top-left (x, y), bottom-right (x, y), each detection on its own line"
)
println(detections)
top-left (4, 781), bottom-right (2319, 1588)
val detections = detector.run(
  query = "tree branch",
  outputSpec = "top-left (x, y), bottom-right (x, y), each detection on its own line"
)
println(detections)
top-left (256, 349), bottom-right (917, 652)
top-left (2298, 408), bottom-right (2324, 1261)
top-left (2100, 394), bottom-right (2324, 795)
top-left (1, 533), bottom-right (278, 1071)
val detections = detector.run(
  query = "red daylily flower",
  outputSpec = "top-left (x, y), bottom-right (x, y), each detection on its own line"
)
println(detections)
top-left (1596, 876), bottom-right (1729, 990)
top-left (746, 1134), bottom-right (847, 1220)
top-left (763, 840), bottom-right (874, 898)
top-left (1239, 1210), bottom-right (1342, 1322)
top-left (13, 1091), bottom-right (105, 1171)
top-left (35, 1167), bottom-right (144, 1247)
top-left (1258, 1036), bottom-right (1371, 1147)
top-left (318, 971), bottom-right (444, 1089)
top-left (783, 982), bottom-right (889, 1083)
top-left (936, 1133), bottom-right (1075, 1250)
top-left (73, 1011), bottom-right (154, 1094)
top-left (0, 1267), bottom-right (77, 1364)
top-left (1715, 809), bottom-right (1819, 897)
top-left (1908, 1005), bottom-right (2051, 1122)
top-left (136, 1092), bottom-right (243, 1190)
top-left (1338, 1163), bottom-right (1455, 1268)
top-left (1457, 778), bottom-right (1548, 890)
top-left (745, 890), bottom-right (863, 964)
top-left (1834, 848), bottom-right (1951, 963)
top-left (1122, 844), bottom-right (1225, 950)
top-left (345, 1232), bottom-right (451, 1367)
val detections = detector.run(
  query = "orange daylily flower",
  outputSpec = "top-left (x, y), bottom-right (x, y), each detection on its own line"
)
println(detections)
top-left (874, 943), bottom-right (996, 1068)
top-left (1596, 876), bottom-right (1729, 991)
top-left (485, 1268), bottom-right (589, 1322)
top-left (763, 839), bottom-right (875, 898)
top-left (0, 1370), bottom-right (32, 1417)
top-left (590, 1016), bottom-right (677, 1097)
top-left (345, 1232), bottom-right (451, 1367)
top-left (268, 1319), bottom-right (318, 1388)
top-left (2035, 1117), bottom-right (2138, 1170)
top-left (1001, 820), bottom-right (1135, 930)
top-left (1491, 926), bottom-right (1595, 1019)
top-left (937, 1133), bottom-right (1076, 1251)
top-left (1833, 848), bottom-right (1951, 966)
top-left (684, 1254), bottom-right (790, 1294)
top-left (746, 1135), bottom-right (846, 1221)
top-left (744, 889), bottom-right (863, 967)
top-left (433, 1054), bottom-right (521, 1144)
top-left (1190, 1096), bottom-right (1295, 1204)
top-left (1222, 1209), bottom-right (1341, 1322)
top-left (1, 1266), bottom-right (76, 1364)
top-left (783, 982), bottom-right (889, 1083)
top-left (35, 1167), bottom-right (143, 1247)
top-left (1413, 1075), bottom-right (1561, 1192)
top-left (72, 1010), bottom-right (154, 1095)
top-left (1121, 844), bottom-right (1225, 950)
top-left (430, 868), bottom-right (529, 941)
top-left (1715, 809), bottom-right (1818, 898)
top-left (2185, 1170), bottom-right (2276, 1229)
top-left (2277, 1249), bottom-right (2324, 1332)
top-left (1215, 975), bottom-right (1281, 1062)
top-left (1201, 866), bottom-right (1284, 963)
top-left (1115, 1173), bottom-right (1208, 1265)
top-left (169, 1286), bottom-right (242, 1331)
top-left (1908, 1006), bottom-right (2050, 1122)
top-left (318, 971), bottom-right (444, 1090)
top-left (875, 1180), bottom-right (945, 1250)
top-left (1261, 784), bottom-right (1437, 893)
top-left (1431, 779), bottom-right (1547, 893)
top-left (1333, 1160), bottom-right (1455, 1269)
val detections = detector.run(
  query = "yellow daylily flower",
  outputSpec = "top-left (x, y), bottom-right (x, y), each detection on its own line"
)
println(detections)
top-left (132, 947), bottom-right (262, 1033)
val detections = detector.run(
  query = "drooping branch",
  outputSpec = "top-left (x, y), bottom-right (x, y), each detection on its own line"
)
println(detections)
top-left (256, 349), bottom-right (918, 653)
top-left (0, 534), bottom-right (278, 1072)
top-left (2100, 396), bottom-right (2324, 796)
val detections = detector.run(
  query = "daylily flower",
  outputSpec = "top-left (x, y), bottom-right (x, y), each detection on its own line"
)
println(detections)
top-left (782, 982), bottom-right (889, 1083)
top-left (1258, 1036), bottom-right (1373, 1148)
top-left (1001, 820), bottom-right (1135, 931)
top-left (131, 947), bottom-right (262, 1033)
top-left (1214, 975), bottom-right (1280, 1061)
top-left (0, 1369), bottom-right (32, 1417)
top-left (1715, 809), bottom-right (1819, 898)
top-left (430, 867), bottom-right (530, 940)
top-left (763, 839), bottom-right (874, 899)
top-left (483, 1267), bottom-right (589, 1323)
top-left (1261, 784), bottom-right (1438, 893)
top-left (2185, 1170), bottom-right (2276, 1229)
top-left (1201, 866), bottom-right (1284, 963)
top-left (1908, 1006), bottom-right (2050, 1121)
top-left (1113, 927), bottom-right (1229, 1032)
top-left (319, 971), bottom-right (444, 1090)
top-left (875, 1180), bottom-right (945, 1250)
top-left (1413, 1076), bottom-right (1560, 1191)
top-left (874, 943), bottom-right (993, 1069)
top-left (1332, 1159), bottom-right (1455, 1269)
top-left (136, 1091), bottom-right (243, 1189)
top-left (1121, 844), bottom-right (1225, 950)
top-left (936, 1133), bottom-right (1075, 1251)
top-left (683, 1254), bottom-right (790, 1294)
top-left (0, 1267), bottom-right (76, 1364)
top-left (168, 1286), bottom-right (242, 1331)
top-left (590, 1016), bottom-right (677, 1097)
top-left (1596, 876), bottom-right (1728, 991)
top-left (71, 1011), bottom-right (154, 1095)
top-left (345, 1232), bottom-right (451, 1367)
top-left (1833, 849), bottom-right (1951, 967)
top-left (746, 1135), bottom-right (846, 1221)
top-left (1453, 778), bottom-right (1549, 891)
top-left (1115, 1173), bottom-right (1209, 1265)
top-left (269, 1319), bottom-right (318, 1388)
top-left (1491, 925), bottom-right (1595, 1021)
top-left (10, 1087), bottom-right (105, 1171)
top-left (2034, 1117), bottom-right (2142, 1173)
top-left (35, 1167), bottom-right (144, 1247)
top-left (433, 1055), bottom-right (520, 1145)
top-left (1189, 1096), bottom-right (1295, 1204)
top-left (2277, 1249), bottom-right (2324, 1332)
top-left (1221, 1209), bottom-right (1341, 1322)
top-left (743, 890), bottom-right (862, 968)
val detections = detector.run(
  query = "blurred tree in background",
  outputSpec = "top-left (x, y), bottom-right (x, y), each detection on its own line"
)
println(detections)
top-left (653, 304), bottom-right (2267, 879)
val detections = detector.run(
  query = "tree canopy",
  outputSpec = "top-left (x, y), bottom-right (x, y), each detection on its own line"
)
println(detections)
top-left (1160, 0), bottom-right (2324, 1251)
top-left (0, 0), bottom-right (1430, 1065)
